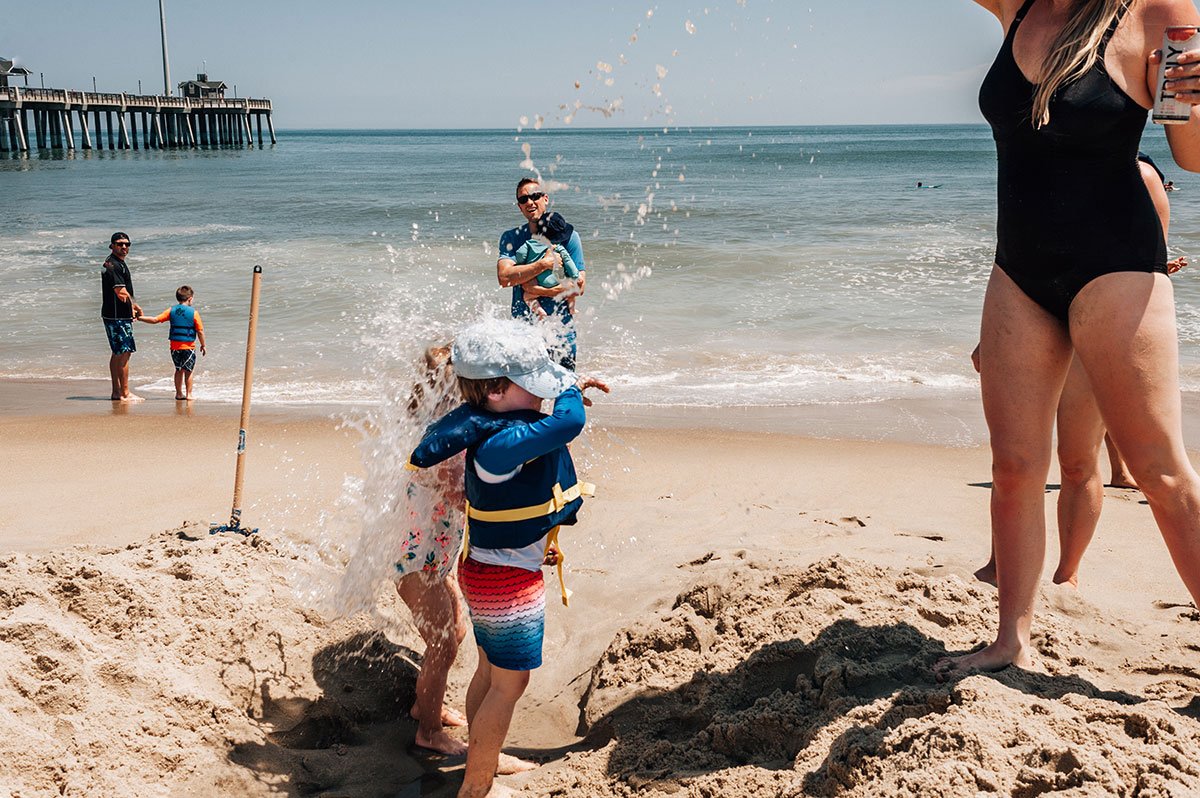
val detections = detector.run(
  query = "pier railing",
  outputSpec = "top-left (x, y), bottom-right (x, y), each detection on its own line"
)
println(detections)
top-left (0, 86), bottom-right (271, 112)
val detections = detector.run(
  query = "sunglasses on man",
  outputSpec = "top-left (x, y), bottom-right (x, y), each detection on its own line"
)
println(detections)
top-left (516, 192), bottom-right (546, 206)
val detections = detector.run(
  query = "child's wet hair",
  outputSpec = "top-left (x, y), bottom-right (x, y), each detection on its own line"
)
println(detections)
top-left (176, 285), bottom-right (194, 302)
top-left (408, 344), bottom-right (459, 415)
top-left (457, 376), bottom-right (511, 408)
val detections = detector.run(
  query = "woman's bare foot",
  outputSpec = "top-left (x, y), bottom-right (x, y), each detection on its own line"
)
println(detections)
top-left (413, 728), bottom-right (467, 756)
top-left (496, 752), bottom-right (538, 775)
top-left (932, 640), bottom-right (1039, 682)
top-left (410, 704), bottom-right (468, 728)
top-left (973, 563), bottom-right (998, 587)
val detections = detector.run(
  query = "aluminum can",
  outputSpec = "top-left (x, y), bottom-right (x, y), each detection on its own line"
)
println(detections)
top-left (1153, 25), bottom-right (1200, 124)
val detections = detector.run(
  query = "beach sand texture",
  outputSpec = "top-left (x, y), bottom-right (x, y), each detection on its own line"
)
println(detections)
top-left (2, 410), bottom-right (1200, 796)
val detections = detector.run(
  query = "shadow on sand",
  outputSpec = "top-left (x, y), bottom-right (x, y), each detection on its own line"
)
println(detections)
top-left (226, 630), bottom-right (457, 797)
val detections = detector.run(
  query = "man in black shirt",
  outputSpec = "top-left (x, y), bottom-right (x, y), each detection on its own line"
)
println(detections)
top-left (101, 232), bottom-right (144, 401)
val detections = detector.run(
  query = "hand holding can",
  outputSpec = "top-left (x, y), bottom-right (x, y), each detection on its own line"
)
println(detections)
top-left (1153, 26), bottom-right (1200, 125)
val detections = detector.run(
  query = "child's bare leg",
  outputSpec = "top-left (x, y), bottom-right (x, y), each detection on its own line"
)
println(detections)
top-left (396, 571), bottom-right (467, 755)
top-left (184, 368), bottom-right (195, 401)
top-left (463, 650), bottom-right (534, 776)
top-left (1053, 356), bottom-right (1106, 588)
top-left (1104, 432), bottom-right (1137, 488)
top-left (174, 368), bottom-right (186, 400)
top-left (973, 541), bottom-right (998, 586)
top-left (459, 659), bottom-right (530, 798)
top-left (407, 573), bottom-right (467, 726)
top-left (523, 291), bottom-right (547, 319)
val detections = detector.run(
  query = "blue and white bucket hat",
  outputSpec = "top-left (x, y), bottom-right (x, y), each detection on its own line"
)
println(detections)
top-left (452, 318), bottom-right (575, 399)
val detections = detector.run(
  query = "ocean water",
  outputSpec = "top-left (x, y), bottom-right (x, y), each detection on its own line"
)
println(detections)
top-left (3, 125), bottom-right (1199, 443)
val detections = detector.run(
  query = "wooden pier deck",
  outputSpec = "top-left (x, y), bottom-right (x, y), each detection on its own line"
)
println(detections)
top-left (0, 87), bottom-right (275, 152)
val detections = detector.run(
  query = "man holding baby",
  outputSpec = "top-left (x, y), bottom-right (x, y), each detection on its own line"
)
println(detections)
top-left (496, 178), bottom-right (585, 369)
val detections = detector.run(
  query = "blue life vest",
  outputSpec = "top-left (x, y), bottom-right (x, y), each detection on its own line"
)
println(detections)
top-left (409, 403), bottom-right (585, 551)
top-left (168, 304), bottom-right (197, 342)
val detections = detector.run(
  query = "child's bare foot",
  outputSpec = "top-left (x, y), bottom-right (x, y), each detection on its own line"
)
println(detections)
top-left (972, 563), bottom-right (997, 587)
top-left (496, 752), bottom-right (538, 775)
top-left (459, 783), bottom-right (522, 798)
top-left (932, 640), bottom-right (1040, 682)
top-left (1051, 569), bottom-right (1079, 589)
top-left (410, 704), bottom-right (468, 728)
top-left (175, 395), bottom-right (187, 401)
top-left (1108, 474), bottom-right (1138, 489)
top-left (120, 393), bottom-right (145, 403)
top-left (414, 728), bottom-right (467, 756)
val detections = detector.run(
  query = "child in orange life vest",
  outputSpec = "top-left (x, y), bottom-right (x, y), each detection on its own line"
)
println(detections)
top-left (137, 285), bottom-right (206, 401)
top-left (407, 318), bottom-right (608, 797)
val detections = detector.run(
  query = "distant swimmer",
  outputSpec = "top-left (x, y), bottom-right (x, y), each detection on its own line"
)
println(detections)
top-left (1166, 179), bottom-right (1179, 191)
top-left (914, 181), bottom-right (942, 188)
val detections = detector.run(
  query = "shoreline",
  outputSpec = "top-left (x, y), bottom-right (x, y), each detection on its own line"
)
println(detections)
top-left (0, 375), bottom-right (996, 445)
top-left (10, 374), bottom-right (1200, 450)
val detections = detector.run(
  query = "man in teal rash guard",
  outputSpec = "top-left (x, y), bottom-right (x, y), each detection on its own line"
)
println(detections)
top-left (496, 178), bottom-right (585, 369)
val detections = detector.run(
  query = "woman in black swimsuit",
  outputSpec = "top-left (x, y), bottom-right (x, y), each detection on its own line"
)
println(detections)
top-left (942, 0), bottom-right (1200, 676)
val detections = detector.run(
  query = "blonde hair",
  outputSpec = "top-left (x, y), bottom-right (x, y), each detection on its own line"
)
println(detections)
top-left (407, 344), bottom-right (459, 416)
top-left (1031, 0), bottom-right (1130, 128)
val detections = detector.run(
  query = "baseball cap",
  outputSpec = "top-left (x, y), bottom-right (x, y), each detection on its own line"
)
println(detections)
top-left (110, 232), bottom-right (130, 243)
top-left (452, 318), bottom-right (575, 399)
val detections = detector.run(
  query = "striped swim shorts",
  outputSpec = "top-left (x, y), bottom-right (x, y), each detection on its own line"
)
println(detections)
top-left (457, 557), bottom-right (545, 671)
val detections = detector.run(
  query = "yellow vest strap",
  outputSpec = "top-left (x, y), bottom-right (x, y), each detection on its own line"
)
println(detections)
top-left (460, 502), bottom-right (472, 563)
top-left (404, 459), bottom-right (420, 471)
top-left (545, 526), bottom-right (572, 607)
top-left (466, 481), bottom-right (595, 523)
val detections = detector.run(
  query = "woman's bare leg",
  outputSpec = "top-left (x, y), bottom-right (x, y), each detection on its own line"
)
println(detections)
top-left (1071, 273), bottom-right (1200, 606)
top-left (397, 571), bottom-right (468, 755)
top-left (1053, 355), bottom-right (1107, 587)
top-left (939, 267), bottom-right (1073, 674)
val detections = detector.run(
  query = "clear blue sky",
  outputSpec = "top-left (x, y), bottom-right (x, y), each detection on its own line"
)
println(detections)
top-left (8, 1), bottom-right (1003, 129)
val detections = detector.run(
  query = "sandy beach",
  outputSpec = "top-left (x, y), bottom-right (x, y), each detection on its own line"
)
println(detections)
top-left (2, 381), bottom-right (1199, 797)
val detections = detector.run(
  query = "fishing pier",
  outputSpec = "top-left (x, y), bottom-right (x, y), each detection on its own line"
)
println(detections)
top-left (0, 85), bottom-right (275, 153)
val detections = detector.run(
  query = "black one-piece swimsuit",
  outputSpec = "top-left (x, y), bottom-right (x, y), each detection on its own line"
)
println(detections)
top-left (978, 0), bottom-right (1167, 322)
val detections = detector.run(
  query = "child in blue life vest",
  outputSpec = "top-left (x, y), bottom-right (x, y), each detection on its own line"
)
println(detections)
top-left (137, 285), bottom-right (206, 401)
top-left (512, 211), bottom-right (580, 319)
top-left (407, 317), bottom-right (608, 797)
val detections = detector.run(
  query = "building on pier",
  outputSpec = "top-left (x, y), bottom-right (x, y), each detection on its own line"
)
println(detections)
top-left (0, 59), bottom-right (32, 88)
top-left (179, 73), bottom-right (226, 100)
top-left (0, 64), bottom-right (275, 153)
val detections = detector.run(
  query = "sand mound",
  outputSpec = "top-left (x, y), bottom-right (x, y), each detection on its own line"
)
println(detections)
top-left (4, 528), bottom-right (1198, 797)
top-left (521, 555), bottom-right (1200, 798)
top-left (0, 525), bottom-right (442, 798)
